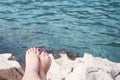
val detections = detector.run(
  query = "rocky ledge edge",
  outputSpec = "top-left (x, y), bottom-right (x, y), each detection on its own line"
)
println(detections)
top-left (0, 52), bottom-right (120, 80)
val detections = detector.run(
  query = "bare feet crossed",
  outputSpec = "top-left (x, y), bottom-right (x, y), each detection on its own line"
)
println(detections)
top-left (22, 47), bottom-right (51, 80)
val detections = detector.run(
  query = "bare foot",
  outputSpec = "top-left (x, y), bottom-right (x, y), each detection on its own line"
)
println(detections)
top-left (22, 47), bottom-right (41, 80)
top-left (39, 50), bottom-right (52, 75)
top-left (25, 47), bottom-right (40, 72)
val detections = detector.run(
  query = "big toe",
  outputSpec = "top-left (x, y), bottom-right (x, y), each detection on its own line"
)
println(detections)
top-left (37, 48), bottom-right (41, 55)
top-left (41, 50), bottom-right (47, 56)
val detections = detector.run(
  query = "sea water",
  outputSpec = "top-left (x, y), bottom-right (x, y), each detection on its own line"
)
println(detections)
top-left (0, 0), bottom-right (120, 62)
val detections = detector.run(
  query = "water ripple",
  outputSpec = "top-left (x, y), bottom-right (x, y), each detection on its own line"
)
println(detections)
top-left (95, 42), bottom-right (120, 47)
top-left (0, 0), bottom-right (120, 62)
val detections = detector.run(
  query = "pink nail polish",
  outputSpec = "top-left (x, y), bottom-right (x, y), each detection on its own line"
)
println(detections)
top-left (43, 50), bottom-right (47, 53)
top-left (38, 48), bottom-right (40, 51)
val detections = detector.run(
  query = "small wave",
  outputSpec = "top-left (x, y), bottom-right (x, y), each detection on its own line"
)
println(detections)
top-left (95, 42), bottom-right (120, 47)
top-left (32, 13), bottom-right (55, 18)
top-left (22, 22), bottom-right (48, 26)
top-left (99, 32), bottom-right (120, 38)
top-left (32, 31), bottom-right (53, 36)
top-left (0, 17), bottom-right (18, 22)
top-left (10, 27), bottom-right (21, 30)
top-left (0, 36), bottom-right (4, 42)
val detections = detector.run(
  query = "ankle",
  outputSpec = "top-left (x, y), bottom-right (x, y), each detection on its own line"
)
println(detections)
top-left (25, 68), bottom-right (38, 73)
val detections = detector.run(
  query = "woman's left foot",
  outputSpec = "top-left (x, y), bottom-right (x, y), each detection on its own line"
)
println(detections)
top-left (22, 47), bottom-right (41, 80)
top-left (25, 47), bottom-right (40, 72)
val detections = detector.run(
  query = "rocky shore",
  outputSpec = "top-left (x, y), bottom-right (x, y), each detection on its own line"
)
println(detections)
top-left (0, 51), bottom-right (120, 80)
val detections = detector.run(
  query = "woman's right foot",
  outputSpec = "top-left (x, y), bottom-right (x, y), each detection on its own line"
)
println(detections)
top-left (39, 50), bottom-right (52, 75)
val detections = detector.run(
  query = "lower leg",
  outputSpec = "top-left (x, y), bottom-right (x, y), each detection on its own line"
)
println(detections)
top-left (22, 70), bottom-right (41, 80)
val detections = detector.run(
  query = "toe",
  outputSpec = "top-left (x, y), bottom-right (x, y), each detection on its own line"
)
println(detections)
top-left (27, 48), bottom-right (32, 54)
top-left (48, 56), bottom-right (51, 62)
top-left (48, 56), bottom-right (52, 66)
top-left (41, 50), bottom-right (47, 56)
top-left (26, 50), bottom-right (29, 54)
top-left (37, 48), bottom-right (40, 55)
top-left (45, 54), bottom-right (50, 62)
top-left (29, 48), bottom-right (33, 52)
top-left (33, 47), bottom-right (36, 53)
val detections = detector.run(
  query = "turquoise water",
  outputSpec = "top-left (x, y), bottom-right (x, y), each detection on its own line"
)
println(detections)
top-left (0, 0), bottom-right (120, 62)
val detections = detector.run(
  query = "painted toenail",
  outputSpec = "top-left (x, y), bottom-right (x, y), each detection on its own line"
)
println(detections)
top-left (38, 48), bottom-right (40, 51)
top-left (43, 50), bottom-right (47, 53)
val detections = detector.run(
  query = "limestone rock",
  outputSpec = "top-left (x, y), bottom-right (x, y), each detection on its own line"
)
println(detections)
top-left (0, 53), bottom-right (24, 80)
top-left (1, 52), bottom-right (120, 80)
top-left (47, 53), bottom-right (120, 80)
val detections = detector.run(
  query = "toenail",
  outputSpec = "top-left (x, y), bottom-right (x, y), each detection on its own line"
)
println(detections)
top-left (38, 48), bottom-right (40, 51)
top-left (43, 50), bottom-right (47, 53)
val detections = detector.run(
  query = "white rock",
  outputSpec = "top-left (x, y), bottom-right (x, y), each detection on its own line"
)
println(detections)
top-left (0, 53), bottom-right (24, 80)
top-left (1, 52), bottom-right (120, 80)
top-left (47, 53), bottom-right (120, 80)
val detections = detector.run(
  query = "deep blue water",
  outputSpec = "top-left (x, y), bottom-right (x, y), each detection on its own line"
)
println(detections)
top-left (0, 0), bottom-right (120, 62)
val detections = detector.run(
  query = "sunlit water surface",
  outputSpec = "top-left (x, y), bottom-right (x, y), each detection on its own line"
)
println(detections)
top-left (0, 0), bottom-right (120, 62)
